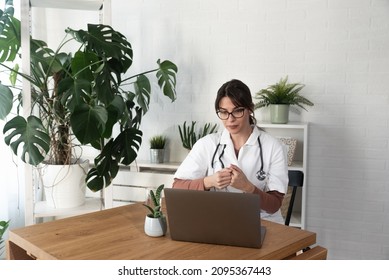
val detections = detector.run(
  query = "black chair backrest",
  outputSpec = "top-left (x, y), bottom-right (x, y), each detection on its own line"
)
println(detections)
top-left (285, 170), bottom-right (304, 226)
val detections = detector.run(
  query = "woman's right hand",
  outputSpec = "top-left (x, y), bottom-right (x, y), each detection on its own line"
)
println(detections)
top-left (203, 168), bottom-right (232, 190)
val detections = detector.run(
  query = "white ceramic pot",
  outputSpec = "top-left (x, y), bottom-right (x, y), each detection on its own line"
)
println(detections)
top-left (270, 104), bottom-right (290, 124)
top-left (144, 215), bottom-right (167, 237)
top-left (41, 160), bottom-right (89, 208)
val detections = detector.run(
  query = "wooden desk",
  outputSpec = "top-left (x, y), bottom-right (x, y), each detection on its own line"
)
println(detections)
top-left (7, 202), bottom-right (321, 260)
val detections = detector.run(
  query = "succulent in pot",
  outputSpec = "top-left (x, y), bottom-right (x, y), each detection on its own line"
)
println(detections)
top-left (149, 135), bottom-right (167, 150)
top-left (178, 121), bottom-right (218, 150)
top-left (149, 135), bottom-right (167, 163)
top-left (143, 184), bottom-right (166, 237)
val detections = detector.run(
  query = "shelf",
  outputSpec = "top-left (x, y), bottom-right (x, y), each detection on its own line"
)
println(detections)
top-left (288, 161), bottom-right (304, 171)
top-left (131, 161), bottom-right (180, 174)
top-left (22, 0), bottom-right (113, 226)
top-left (30, 0), bottom-right (104, 10)
top-left (259, 122), bottom-right (308, 229)
top-left (34, 197), bottom-right (104, 218)
top-left (259, 122), bottom-right (308, 129)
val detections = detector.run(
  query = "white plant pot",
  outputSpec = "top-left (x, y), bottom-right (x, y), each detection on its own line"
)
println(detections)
top-left (270, 104), bottom-right (290, 124)
top-left (144, 215), bottom-right (167, 237)
top-left (41, 160), bottom-right (89, 209)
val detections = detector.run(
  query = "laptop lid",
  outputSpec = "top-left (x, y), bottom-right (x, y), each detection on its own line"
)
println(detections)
top-left (164, 188), bottom-right (266, 248)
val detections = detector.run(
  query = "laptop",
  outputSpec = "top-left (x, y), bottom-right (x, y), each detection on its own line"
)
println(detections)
top-left (164, 188), bottom-right (266, 248)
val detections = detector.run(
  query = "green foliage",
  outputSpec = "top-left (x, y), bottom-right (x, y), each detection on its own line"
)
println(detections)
top-left (178, 121), bottom-right (218, 150)
top-left (0, 0), bottom-right (178, 192)
top-left (149, 135), bottom-right (166, 149)
top-left (254, 76), bottom-right (314, 111)
top-left (143, 184), bottom-right (164, 218)
top-left (0, 220), bottom-right (10, 255)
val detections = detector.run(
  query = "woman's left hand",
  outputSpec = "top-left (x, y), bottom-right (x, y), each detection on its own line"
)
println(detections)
top-left (229, 164), bottom-right (256, 193)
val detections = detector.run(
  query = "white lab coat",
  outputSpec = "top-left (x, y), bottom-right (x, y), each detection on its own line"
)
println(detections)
top-left (174, 126), bottom-right (288, 223)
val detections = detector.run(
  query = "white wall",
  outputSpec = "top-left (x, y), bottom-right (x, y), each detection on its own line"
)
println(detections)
top-left (1, 0), bottom-right (388, 259)
top-left (111, 0), bottom-right (389, 260)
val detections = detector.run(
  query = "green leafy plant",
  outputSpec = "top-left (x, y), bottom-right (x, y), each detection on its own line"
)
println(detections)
top-left (143, 184), bottom-right (164, 218)
top-left (0, 220), bottom-right (10, 255)
top-left (254, 76), bottom-right (314, 111)
top-left (0, 0), bottom-right (178, 192)
top-left (149, 135), bottom-right (167, 149)
top-left (178, 121), bottom-right (218, 150)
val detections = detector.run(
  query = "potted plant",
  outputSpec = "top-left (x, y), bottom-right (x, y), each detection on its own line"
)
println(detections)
top-left (0, 220), bottom-right (10, 258)
top-left (149, 135), bottom-right (167, 163)
top-left (254, 76), bottom-right (314, 124)
top-left (178, 121), bottom-right (218, 150)
top-left (0, 1), bottom-right (178, 206)
top-left (143, 184), bottom-right (167, 237)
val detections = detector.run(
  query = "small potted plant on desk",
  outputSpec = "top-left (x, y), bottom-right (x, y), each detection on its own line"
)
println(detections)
top-left (143, 184), bottom-right (167, 237)
top-left (149, 135), bottom-right (167, 163)
top-left (254, 76), bottom-right (314, 124)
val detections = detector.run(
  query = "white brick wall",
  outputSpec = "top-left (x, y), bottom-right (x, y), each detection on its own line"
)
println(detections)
top-left (110, 0), bottom-right (389, 259)
top-left (1, 0), bottom-right (388, 259)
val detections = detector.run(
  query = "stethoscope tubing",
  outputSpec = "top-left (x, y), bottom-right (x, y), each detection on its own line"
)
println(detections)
top-left (211, 136), bottom-right (266, 181)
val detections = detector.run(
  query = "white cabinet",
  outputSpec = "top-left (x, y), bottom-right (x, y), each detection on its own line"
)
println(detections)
top-left (108, 161), bottom-right (178, 206)
top-left (260, 122), bottom-right (308, 229)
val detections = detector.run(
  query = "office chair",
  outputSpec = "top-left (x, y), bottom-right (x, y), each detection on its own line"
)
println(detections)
top-left (284, 170), bottom-right (304, 226)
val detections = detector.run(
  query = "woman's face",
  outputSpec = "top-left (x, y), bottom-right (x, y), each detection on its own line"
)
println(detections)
top-left (218, 97), bottom-right (251, 135)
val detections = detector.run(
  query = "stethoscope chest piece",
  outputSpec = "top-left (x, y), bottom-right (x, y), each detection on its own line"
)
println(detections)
top-left (256, 170), bottom-right (266, 181)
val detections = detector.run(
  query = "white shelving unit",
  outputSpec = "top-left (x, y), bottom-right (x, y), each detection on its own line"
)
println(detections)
top-left (21, 0), bottom-right (112, 225)
top-left (123, 122), bottom-right (309, 229)
top-left (260, 122), bottom-right (309, 229)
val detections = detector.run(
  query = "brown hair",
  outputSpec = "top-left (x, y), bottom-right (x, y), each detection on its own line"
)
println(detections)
top-left (215, 79), bottom-right (256, 125)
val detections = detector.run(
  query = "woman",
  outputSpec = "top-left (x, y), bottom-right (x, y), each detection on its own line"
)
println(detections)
top-left (173, 79), bottom-right (288, 223)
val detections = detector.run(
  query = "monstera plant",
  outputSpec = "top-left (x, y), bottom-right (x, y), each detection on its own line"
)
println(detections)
top-left (0, 0), bottom-right (178, 193)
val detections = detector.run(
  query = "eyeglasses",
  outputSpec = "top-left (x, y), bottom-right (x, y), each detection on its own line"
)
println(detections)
top-left (216, 107), bottom-right (245, 120)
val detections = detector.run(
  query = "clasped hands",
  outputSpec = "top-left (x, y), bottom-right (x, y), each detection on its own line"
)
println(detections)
top-left (204, 164), bottom-right (255, 193)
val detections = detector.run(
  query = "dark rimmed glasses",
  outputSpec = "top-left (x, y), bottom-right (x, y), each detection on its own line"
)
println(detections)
top-left (216, 107), bottom-right (245, 120)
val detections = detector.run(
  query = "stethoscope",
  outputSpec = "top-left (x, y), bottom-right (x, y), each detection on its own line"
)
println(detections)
top-left (211, 136), bottom-right (267, 181)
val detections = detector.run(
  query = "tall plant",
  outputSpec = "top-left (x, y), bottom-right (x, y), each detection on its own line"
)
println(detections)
top-left (0, 0), bottom-right (178, 192)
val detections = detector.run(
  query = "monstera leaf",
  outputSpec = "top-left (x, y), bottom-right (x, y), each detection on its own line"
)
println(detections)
top-left (0, 3), bottom-right (20, 62)
top-left (3, 116), bottom-right (50, 166)
top-left (156, 59), bottom-right (177, 102)
top-left (0, 83), bottom-right (13, 119)
top-left (70, 103), bottom-right (108, 145)
top-left (86, 127), bottom-right (142, 192)
top-left (133, 74), bottom-right (151, 114)
top-left (66, 24), bottom-right (133, 73)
